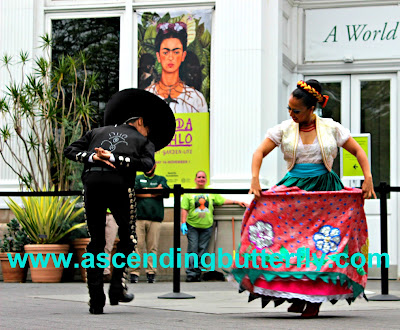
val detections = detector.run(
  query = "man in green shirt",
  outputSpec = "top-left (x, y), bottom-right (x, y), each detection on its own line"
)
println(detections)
top-left (181, 171), bottom-right (247, 282)
top-left (130, 165), bottom-right (169, 283)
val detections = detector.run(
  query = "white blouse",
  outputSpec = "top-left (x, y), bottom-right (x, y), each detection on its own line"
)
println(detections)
top-left (296, 137), bottom-right (323, 164)
top-left (266, 120), bottom-right (351, 164)
top-left (146, 83), bottom-right (208, 113)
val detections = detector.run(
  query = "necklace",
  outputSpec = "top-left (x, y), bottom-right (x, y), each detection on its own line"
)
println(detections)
top-left (299, 121), bottom-right (316, 132)
top-left (158, 79), bottom-right (182, 92)
top-left (157, 80), bottom-right (181, 105)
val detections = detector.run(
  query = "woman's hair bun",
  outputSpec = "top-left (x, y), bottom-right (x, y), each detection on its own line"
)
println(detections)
top-left (305, 79), bottom-right (322, 94)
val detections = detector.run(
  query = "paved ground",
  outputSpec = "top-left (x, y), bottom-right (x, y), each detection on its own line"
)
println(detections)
top-left (1, 280), bottom-right (400, 329)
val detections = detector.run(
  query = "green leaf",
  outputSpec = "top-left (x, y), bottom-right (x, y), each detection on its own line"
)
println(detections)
top-left (200, 29), bottom-right (211, 48)
top-left (39, 33), bottom-right (52, 49)
top-left (168, 15), bottom-right (183, 24)
top-left (138, 25), bottom-right (146, 42)
top-left (141, 12), bottom-right (160, 28)
top-left (155, 61), bottom-right (162, 76)
top-left (328, 253), bottom-right (339, 262)
top-left (0, 125), bottom-right (12, 141)
top-left (144, 25), bottom-right (157, 42)
top-left (6, 193), bottom-right (85, 244)
top-left (196, 23), bottom-right (205, 40)
top-left (19, 51), bottom-right (29, 64)
top-left (159, 13), bottom-right (171, 24)
top-left (357, 267), bottom-right (367, 276)
top-left (279, 245), bottom-right (290, 257)
top-left (1, 54), bottom-right (13, 65)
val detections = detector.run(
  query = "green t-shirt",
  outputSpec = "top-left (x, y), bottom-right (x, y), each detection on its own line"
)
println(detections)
top-left (181, 194), bottom-right (226, 229)
top-left (135, 174), bottom-right (169, 221)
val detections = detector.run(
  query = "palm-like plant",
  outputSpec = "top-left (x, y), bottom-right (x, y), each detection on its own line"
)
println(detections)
top-left (0, 34), bottom-right (98, 190)
top-left (6, 195), bottom-right (85, 244)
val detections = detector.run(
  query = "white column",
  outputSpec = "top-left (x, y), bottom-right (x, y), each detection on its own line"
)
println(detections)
top-left (260, 0), bottom-right (282, 187)
top-left (396, 70), bottom-right (400, 278)
top-left (0, 0), bottom-right (35, 199)
top-left (119, 0), bottom-right (134, 89)
top-left (211, 0), bottom-right (281, 188)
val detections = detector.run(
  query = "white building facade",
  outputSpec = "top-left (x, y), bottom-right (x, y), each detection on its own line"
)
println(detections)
top-left (1, 0), bottom-right (399, 278)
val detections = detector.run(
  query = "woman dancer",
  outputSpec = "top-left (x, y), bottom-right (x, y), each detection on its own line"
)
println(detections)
top-left (232, 79), bottom-right (375, 318)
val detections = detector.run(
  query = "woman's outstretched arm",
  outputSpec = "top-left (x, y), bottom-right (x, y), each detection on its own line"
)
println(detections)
top-left (249, 138), bottom-right (277, 198)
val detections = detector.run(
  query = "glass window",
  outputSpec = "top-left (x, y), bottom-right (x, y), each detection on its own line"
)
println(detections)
top-left (318, 82), bottom-right (342, 176)
top-left (51, 17), bottom-right (120, 126)
top-left (361, 80), bottom-right (390, 197)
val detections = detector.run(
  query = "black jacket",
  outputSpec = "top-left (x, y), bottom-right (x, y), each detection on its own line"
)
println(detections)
top-left (64, 124), bottom-right (155, 181)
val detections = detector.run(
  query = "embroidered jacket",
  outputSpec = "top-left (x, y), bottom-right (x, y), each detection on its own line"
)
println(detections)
top-left (64, 124), bottom-right (155, 181)
top-left (278, 115), bottom-right (350, 171)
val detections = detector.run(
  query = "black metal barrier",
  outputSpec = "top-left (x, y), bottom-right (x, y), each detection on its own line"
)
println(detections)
top-left (1, 183), bottom-right (399, 300)
top-left (369, 182), bottom-right (400, 301)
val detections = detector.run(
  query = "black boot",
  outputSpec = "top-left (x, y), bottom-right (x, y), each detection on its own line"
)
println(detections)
top-left (109, 266), bottom-right (134, 305)
top-left (88, 287), bottom-right (106, 314)
top-left (87, 269), bottom-right (106, 314)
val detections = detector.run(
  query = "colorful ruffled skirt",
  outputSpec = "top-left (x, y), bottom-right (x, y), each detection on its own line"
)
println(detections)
top-left (231, 163), bottom-right (368, 307)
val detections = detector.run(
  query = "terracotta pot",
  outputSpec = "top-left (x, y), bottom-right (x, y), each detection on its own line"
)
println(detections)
top-left (71, 238), bottom-right (120, 282)
top-left (24, 244), bottom-right (70, 283)
top-left (0, 252), bottom-right (28, 283)
top-left (71, 238), bottom-right (90, 282)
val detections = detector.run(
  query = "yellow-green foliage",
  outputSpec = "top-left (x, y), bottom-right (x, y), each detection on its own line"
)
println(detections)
top-left (6, 195), bottom-right (85, 244)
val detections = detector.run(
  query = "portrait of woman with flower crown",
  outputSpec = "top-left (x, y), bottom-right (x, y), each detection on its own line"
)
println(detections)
top-left (137, 11), bottom-right (211, 113)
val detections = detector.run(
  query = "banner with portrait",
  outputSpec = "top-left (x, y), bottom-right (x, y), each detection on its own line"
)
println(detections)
top-left (137, 8), bottom-right (212, 185)
top-left (155, 113), bottom-right (209, 186)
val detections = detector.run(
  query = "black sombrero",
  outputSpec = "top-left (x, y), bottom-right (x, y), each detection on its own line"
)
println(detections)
top-left (104, 88), bottom-right (176, 151)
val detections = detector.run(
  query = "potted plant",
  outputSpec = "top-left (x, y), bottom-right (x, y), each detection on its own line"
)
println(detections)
top-left (66, 219), bottom-right (90, 282)
top-left (6, 194), bottom-right (85, 283)
top-left (0, 219), bottom-right (31, 282)
top-left (0, 34), bottom-right (98, 192)
top-left (68, 217), bottom-right (120, 282)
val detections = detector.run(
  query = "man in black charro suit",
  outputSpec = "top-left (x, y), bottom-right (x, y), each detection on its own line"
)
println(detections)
top-left (64, 89), bottom-right (175, 314)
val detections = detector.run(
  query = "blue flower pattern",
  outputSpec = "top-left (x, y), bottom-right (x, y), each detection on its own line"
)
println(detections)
top-left (313, 225), bottom-right (341, 254)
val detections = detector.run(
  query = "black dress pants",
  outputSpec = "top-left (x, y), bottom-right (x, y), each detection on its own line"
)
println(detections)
top-left (83, 171), bottom-right (137, 275)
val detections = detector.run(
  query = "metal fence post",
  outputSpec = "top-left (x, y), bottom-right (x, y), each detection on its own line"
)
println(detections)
top-left (369, 182), bottom-right (400, 301)
top-left (158, 184), bottom-right (195, 299)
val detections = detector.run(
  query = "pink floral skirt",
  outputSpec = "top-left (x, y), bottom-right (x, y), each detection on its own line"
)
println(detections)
top-left (231, 185), bottom-right (368, 305)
